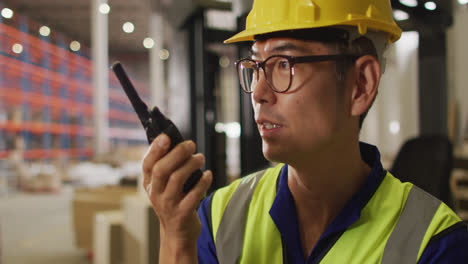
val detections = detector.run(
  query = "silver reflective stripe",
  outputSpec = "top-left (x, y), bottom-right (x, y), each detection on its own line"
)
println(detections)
top-left (381, 185), bottom-right (441, 264)
top-left (215, 170), bottom-right (265, 264)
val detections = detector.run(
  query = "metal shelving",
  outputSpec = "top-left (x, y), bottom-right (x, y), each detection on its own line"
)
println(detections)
top-left (0, 10), bottom-right (148, 161)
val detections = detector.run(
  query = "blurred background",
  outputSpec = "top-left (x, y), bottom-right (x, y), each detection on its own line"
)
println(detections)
top-left (0, 0), bottom-right (467, 263)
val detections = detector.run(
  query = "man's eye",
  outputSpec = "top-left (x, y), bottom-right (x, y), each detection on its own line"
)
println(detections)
top-left (278, 60), bottom-right (290, 70)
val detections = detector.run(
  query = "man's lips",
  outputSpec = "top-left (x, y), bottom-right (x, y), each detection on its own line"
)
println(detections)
top-left (260, 122), bottom-right (282, 129)
top-left (256, 119), bottom-right (284, 134)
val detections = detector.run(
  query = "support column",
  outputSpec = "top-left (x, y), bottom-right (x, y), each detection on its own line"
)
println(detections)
top-left (419, 31), bottom-right (448, 136)
top-left (232, 0), bottom-right (252, 17)
top-left (234, 0), bottom-right (269, 175)
top-left (189, 10), bottom-right (207, 156)
top-left (149, 12), bottom-right (166, 112)
top-left (91, 0), bottom-right (109, 154)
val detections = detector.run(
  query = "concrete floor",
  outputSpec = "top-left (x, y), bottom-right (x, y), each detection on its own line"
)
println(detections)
top-left (0, 186), bottom-right (90, 264)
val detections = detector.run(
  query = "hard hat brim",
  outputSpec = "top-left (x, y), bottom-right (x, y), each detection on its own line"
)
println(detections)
top-left (224, 21), bottom-right (402, 44)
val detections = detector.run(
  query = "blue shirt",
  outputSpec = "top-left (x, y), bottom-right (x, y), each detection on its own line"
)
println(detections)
top-left (197, 143), bottom-right (468, 263)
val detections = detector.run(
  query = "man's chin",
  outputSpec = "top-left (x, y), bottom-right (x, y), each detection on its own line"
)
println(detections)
top-left (262, 147), bottom-right (286, 164)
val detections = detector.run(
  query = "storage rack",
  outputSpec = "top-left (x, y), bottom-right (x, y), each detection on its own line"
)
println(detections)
top-left (0, 9), bottom-right (149, 161)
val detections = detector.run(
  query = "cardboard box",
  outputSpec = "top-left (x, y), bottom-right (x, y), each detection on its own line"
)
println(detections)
top-left (73, 186), bottom-right (137, 251)
top-left (94, 210), bottom-right (124, 264)
top-left (122, 194), bottom-right (159, 264)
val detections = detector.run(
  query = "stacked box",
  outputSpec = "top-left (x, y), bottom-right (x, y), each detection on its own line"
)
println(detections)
top-left (72, 186), bottom-right (137, 251)
top-left (122, 194), bottom-right (159, 264)
top-left (94, 210), bottom-right (124, 264)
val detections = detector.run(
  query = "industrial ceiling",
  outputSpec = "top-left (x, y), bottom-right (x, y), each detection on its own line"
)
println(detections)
top-left (0, 0), bottom-right (454, 55)
top-left (1, 0), bottom-right (155, 53)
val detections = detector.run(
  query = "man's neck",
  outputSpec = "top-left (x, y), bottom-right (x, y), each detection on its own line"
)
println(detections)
top-left (287, 141), bottom-right (371, 258)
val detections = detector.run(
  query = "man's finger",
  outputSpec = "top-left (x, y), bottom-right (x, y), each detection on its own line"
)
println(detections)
top-left (164, 153), bottom-right (205, 200)
top-left (151, 140), bottom-right (196, 194)
top-left (180, 170), bottom-right (213, 211)
top-left (142, 134), bottom-right (171, 187)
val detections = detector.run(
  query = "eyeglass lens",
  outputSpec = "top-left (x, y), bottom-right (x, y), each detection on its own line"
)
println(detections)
top-left (238, 56), bottom-right (292, 93)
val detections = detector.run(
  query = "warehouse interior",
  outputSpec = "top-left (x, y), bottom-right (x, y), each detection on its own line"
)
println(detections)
top-left (0, 0), bottom-right (468, 263)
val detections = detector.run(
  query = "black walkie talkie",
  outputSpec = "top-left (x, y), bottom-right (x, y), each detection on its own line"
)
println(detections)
top-left (111, 62), bottom-right (202, 193)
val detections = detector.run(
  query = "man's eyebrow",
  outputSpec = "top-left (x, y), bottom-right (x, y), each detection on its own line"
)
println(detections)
top-left (270, 43), bottom-right (309, 53)
top-left (250, 43), bottom-right (310, 57)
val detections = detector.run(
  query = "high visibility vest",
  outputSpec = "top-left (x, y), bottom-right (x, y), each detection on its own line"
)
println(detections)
top-left (210, 164), bottom-right (461, 264)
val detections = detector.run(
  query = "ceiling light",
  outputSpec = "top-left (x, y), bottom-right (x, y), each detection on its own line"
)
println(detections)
top-left (122, 22), bottom-right (134, 33)
top-left (39, 26), bottom-right (51, 37)
top-left (424, 1), bottom-right (437, 10)
top-left (70, 41), bottom-right (81, 52)
top-left (389, 121), bottom-right (400, 135)
top-left (219, 56), bottom-right (230, 68)
top-left (12, 43), bottom-right (23, 54)
top-left (215, 122), bottom-right (241, 138)
top-left (459, 0), bottom-right (468, 4)
top-left (226, 122), bottom-right (241, 138)
top-left (393, 10), bottom-right (410, 21)
top-left (143, 37), bottom-right (154, 49)
top-left (399, 0), bottom-right (418, 7)
top-left (99, 3), bottom-right (110, 14)
top-left (1, 8), bottom-right (13, 19)
top-left (159, 49), bottom-right (169, 60)
top-left (215, 123), bottom-right (224, 133)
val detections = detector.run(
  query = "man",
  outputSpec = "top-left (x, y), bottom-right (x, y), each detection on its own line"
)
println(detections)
top-left (142, 0), bottom-right (468, 263)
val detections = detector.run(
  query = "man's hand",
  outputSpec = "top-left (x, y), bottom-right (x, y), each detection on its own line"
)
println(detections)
top-left (142, 133), bottom-right (213, 263)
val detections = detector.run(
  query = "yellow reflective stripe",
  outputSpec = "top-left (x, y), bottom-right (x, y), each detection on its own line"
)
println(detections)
top-left (416, 202), bottom-right (462, 261)
top-left (241, 164), bottom-right (283, 263)
top-left (382, 185), bottom-right (441, 264)
top-left (215, 170), bottom-right (265, 264)
top-left (211, 165), bottom-right (284, 263)
top-left (211, 178), bottom-right (242, 244)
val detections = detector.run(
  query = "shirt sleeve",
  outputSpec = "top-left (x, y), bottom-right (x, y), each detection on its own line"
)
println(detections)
top-left (197, 193), bottom-right (219, 264)
top-left (418, 222), bottom-right (468, 263)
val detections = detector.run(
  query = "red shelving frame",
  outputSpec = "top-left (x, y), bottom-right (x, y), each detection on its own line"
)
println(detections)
top-left (0, 13), bottom-right (150, 160)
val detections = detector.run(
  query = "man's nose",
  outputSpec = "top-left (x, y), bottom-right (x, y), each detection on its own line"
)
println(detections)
top-left (251, 69), bottom-right (275, 104)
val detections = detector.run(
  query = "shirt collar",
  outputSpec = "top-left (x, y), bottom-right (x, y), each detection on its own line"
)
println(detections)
top-left (269, 142), bottom-right (386, 261)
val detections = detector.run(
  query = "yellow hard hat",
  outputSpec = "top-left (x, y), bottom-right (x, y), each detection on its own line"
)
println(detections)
top-left (225, 0), bottom-right (402, 44)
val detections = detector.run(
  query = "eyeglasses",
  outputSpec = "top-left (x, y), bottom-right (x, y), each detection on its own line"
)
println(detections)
top-left (235, 54), bottom-right (359, 93)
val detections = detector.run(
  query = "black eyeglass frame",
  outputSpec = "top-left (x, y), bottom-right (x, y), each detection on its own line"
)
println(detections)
top-left (235, 54), bottom-right (360, 94)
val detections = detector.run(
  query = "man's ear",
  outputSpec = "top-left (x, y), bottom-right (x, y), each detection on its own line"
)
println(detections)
top-left (350, 55), bottom-right (381, 117)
